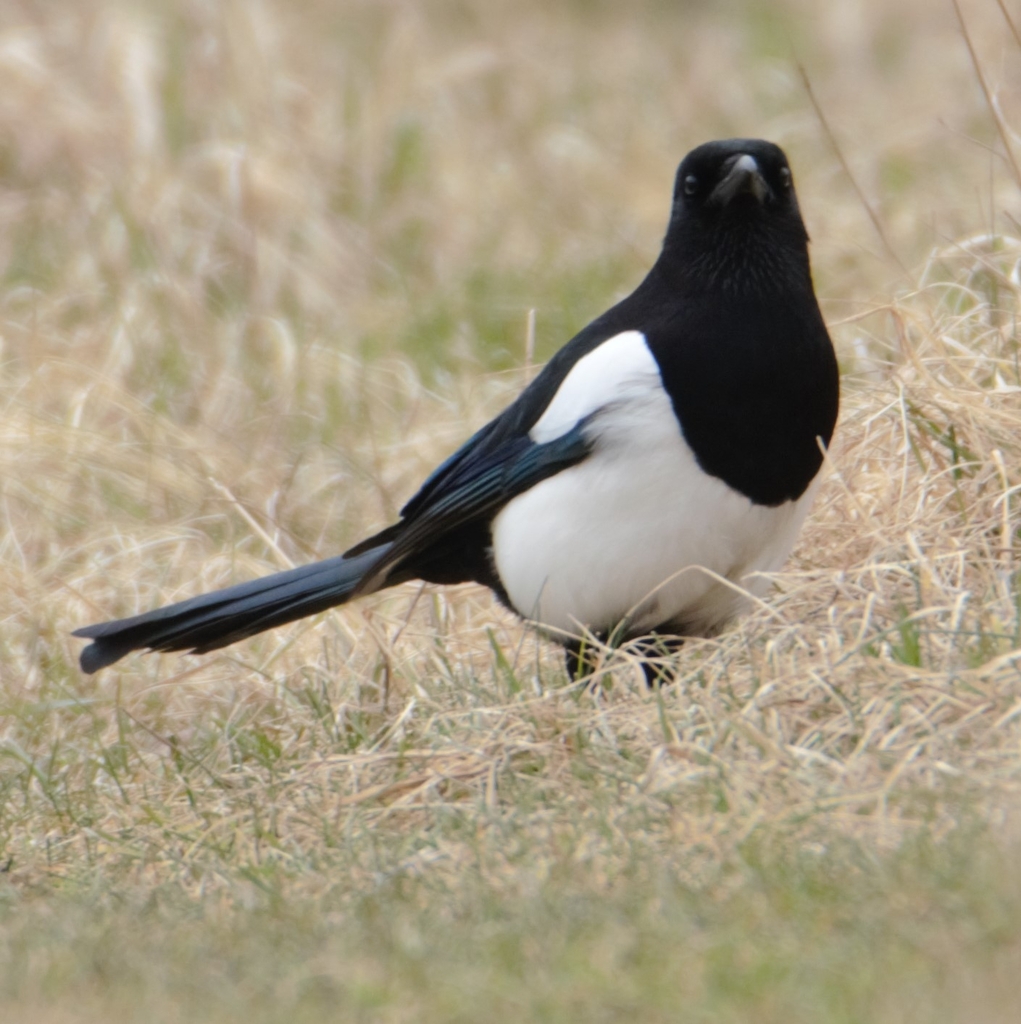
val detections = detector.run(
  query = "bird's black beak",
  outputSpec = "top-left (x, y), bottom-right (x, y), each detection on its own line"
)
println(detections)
top-left (709, 154), bottom-right (770, 206)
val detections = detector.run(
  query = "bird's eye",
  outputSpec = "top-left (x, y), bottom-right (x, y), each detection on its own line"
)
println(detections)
top-left (683, 174), bottom-right (698, 196)
top-left (779, 167), bottom-right (792, 190)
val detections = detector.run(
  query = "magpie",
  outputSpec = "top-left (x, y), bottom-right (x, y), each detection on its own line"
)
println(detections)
top-left (74, 138), bottom-right (839, 678)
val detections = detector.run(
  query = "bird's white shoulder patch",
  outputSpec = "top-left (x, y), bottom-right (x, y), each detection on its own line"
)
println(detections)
top-left (530, 330), bottom-right (661, 443)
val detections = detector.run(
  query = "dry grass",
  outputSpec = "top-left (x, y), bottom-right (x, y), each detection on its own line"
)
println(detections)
top-left (3, 0), bottom-right (1021, 1021)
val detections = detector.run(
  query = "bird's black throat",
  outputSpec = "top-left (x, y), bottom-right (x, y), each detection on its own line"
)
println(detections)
top-left (642, 220), bottom-right (839, 508)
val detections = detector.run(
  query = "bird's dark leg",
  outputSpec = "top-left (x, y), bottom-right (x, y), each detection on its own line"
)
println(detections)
top-left (563, 636), bottom-right (604, 682)
top-left (563, 628), bottom-right (685, 687)
top-left (629, 633), bottom-right (686, 687)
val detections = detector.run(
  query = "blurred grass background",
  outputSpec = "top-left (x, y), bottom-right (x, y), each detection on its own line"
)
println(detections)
top-left (3, 0), bottom-right (1021, 1021)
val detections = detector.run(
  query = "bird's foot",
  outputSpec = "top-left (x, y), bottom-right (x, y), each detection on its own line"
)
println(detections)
top-left (629, 634), bottom-right (686, 687)
top-left (563, 632), bottom-right (684, 688)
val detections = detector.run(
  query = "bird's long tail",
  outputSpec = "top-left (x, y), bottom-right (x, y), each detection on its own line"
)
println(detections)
top-left (73, 544), bottom-right (392, 674)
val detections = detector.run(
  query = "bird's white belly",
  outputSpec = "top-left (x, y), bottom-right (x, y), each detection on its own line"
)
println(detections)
top-left (491, 368), bottom-right (814, 639)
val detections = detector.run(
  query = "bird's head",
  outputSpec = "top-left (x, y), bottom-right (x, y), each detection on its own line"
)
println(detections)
top-left (663, 139), bottom-right (811, 291)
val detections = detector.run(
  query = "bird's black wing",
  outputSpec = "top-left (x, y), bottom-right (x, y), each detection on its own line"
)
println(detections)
top-left (395, 288), bottom-right (654, 524)
top-left (350, 417), bottom-right (595, 592)
top-left (344, 284), bottom-right (663, 577)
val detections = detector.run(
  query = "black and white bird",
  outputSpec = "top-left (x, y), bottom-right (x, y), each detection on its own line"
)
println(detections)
top-left (75, 138), bottom-right (839, 678)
